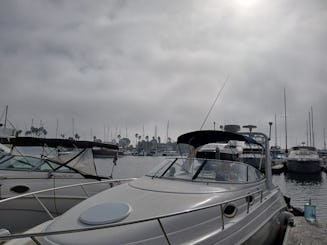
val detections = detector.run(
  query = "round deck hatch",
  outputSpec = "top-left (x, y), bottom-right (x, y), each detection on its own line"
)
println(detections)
top-left (79, 202), bottom-right (131, 225)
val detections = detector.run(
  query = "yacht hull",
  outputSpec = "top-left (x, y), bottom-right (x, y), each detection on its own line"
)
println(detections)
top-left (286, 159), bottom-right (321, 174)
top-left (33, 179), bottom-right (286, 245)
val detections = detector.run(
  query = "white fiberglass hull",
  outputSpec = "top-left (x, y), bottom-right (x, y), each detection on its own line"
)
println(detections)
top-left (0, 179), bottom-right (123, 233)
top-left (21, 176), bottom-right (288, 245)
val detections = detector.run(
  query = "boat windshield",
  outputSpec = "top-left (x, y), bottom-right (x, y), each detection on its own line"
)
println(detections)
top-left (146, 157), bottom-right (264, 183)
top-left (289, 149), bottom-right (319, 157)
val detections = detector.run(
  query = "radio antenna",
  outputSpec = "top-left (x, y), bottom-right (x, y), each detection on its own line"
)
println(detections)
top-left (200, 76), bottom-right (229, 130)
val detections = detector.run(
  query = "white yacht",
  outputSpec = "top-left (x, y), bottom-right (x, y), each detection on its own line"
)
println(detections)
top-left (286, 146), bottom-right (322, 174)
top-left (1, 130), bottom-right (290, 245)
top-left (0, 137), bottom-right (124, 233)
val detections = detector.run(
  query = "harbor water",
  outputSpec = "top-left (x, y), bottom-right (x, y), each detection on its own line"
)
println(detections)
top-left (96, 156), bottom-right (327, 221)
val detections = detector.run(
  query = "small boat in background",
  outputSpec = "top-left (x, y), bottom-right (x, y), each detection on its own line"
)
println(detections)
top-left (92, 146), bottom-right (120, 158)
top-left (286, 146), bottom-right (322, 174)
top-left (196, 141), bottom-right (241, 161)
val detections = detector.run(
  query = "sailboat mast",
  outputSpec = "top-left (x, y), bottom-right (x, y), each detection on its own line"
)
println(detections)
top-left (324, 128), bottom-right (326, 150)
top-left (306, 119), bottom-right (309, 146)
top-left (283, 88), bottom-right (288, 152)
top-left (4, 105), bottom-right (8, 128)
top-left (56, 119), bottom-right (59, 138)
top-left (309, 111), bottom-right (312, 146)
top-left (311, 106), bottom-right (315, 147)
top-left (274, 113), bottom-right (277, 147)
top-left (166, 120), bottom-right (169, 143)
top-left (166, 120), bottom-right (169, 153)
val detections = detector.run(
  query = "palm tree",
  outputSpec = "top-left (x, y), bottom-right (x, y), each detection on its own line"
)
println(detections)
top-left (74, 133), bottom-right (80, 140)
top-left (15, 130), bottom-right (22, 137)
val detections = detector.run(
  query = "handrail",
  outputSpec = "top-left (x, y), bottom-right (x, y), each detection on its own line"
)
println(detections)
top-left (0, 178), bottom-right (137, 224)
top-left (0, 185), bottom-right (271, 243)
top-left (0, 178), bottom-right (137, 204)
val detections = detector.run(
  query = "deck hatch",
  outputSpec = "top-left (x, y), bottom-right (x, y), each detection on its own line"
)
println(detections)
top-left (79, 202), bottom-right (131, 225)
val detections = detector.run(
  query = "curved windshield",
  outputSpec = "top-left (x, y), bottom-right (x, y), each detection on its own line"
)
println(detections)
top-left (289, 149), bottom-right (319, 157)
top-left (146, 157), bottom-right (264, 183)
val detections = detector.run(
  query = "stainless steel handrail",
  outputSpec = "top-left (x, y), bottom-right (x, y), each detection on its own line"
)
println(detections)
top-left (0, 178), bottom-right (137, 222)
top-left (0, 185), bottom-right (271, 243)
top-left (0, 178), bottom-right (137, 204)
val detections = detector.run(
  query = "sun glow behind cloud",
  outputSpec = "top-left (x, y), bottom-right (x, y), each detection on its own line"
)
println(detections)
top-left (235, 0), bottom-right (259, 8)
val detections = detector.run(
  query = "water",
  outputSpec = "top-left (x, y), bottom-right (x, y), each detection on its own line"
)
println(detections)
top-left (273, 171), bottom-right (327, 221)
top-left (95, 156), bottom-right (327, 221)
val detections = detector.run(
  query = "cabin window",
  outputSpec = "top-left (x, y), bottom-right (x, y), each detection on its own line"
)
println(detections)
top-left (0, 156), bottom-right (42, 170)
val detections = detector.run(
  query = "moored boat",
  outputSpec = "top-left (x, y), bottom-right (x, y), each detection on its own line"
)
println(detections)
top-left (0, 130), bottom-right (290, 245)
top-left (0, 137), bottom-right (121, 233)
top-left (286, 146), bottom-right (321, 174)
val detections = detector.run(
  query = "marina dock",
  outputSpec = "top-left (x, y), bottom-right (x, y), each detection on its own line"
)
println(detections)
top-left (283, 217), bottom-right (327, 245)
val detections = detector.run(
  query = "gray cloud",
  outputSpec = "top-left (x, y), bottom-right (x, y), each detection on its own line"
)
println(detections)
top-left (0, 0), bottom-right (326, 147)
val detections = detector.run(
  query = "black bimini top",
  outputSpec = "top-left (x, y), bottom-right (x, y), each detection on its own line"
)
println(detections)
top-left (0, 137), bottom-right (118, 150)
top-left (177, 130), bottom-right (261, 149)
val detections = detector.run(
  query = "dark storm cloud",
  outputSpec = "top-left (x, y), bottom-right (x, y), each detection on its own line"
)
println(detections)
top-left (0, 0), bottom-right (326, 147)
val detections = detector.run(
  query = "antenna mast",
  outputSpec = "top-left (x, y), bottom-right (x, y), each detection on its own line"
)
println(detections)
top-left (200, 76), bottom-right (229, 130)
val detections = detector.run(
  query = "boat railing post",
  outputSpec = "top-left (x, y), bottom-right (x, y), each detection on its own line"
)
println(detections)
top-left (157, 219), bottom-right (171, 245)
top-left (260, 191), bottom-right (263, 203)
top-left (80, 184), bottom-right (90, 198)
top-left (220, 204), bottom-right (224, 230)
top-left (32, 194), bottom-right (54, 220)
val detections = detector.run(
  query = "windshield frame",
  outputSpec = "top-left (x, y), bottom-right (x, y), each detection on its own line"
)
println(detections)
top-left (146, 157), bottom-right (265, 184)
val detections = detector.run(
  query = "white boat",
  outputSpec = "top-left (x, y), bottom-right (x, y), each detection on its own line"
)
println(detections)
top-left (0, 137), bottom-right (121, 232)
top-left (196, 142), bottom-right (241, 161)
top-left (1, 130), bottom-right (290, 245)
top-left (286, 146), bottom-right (322, 174)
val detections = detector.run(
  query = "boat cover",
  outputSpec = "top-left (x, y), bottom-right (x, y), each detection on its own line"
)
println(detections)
top-left (177, 130), bottom-right (261, 149)
top-left (0, 137), bottom-right (118, 150)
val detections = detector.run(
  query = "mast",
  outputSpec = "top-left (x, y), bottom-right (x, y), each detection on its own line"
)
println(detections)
top-left (283, 88), bottom-right (288, 152)
top-left (274, 113), bottom-right (277, 147)
top-left (324, 128), bottom-right (326, 150)
top-left (306, 120), bottom-right (309, 146)
top-left (311, 106), bottom-right (315, 147)
top-left (72, 117), bottom-right (75, 138)
top-left (309, 111), bottom-right (312, 146)
top-left (166, 120), bottom-right (169, 143)
top-left (200, 76), bottom-right (229, 130)
top-left (56, 119), bottom-right (59, 138)
top-left (166, 120), bottom-right (169, 153)
top-left (4, 105), bottom-right (8, 128)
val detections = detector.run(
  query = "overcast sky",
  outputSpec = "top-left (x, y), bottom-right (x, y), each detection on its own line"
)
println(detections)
top-left (0, 0), bottom-right (326, 148)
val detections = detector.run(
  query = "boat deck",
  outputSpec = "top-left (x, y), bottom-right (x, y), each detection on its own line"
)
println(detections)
top-left (283, 217), bottom-right (327, 245)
